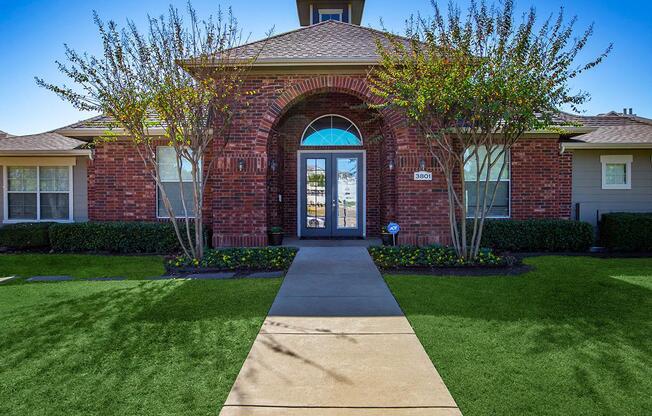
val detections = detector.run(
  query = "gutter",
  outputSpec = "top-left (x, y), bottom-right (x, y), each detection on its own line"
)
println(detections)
top-left (562, 142), bottom-right (652, 151)
top-left (0, 149), bottom-right (93, 158)
top-left (55, 127), bottom-right (166, 137)
top-left (182, 57), bottom-right (380, 68)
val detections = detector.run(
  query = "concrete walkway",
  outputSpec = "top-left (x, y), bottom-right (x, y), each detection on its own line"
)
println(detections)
top-left (220, 246), bottom-right (461, 416)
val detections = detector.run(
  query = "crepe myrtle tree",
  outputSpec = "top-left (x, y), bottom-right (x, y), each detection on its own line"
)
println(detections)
top-left (37, 2), bottom-right (268, 260)
top-left (369, 0), bottom-right (611, 260)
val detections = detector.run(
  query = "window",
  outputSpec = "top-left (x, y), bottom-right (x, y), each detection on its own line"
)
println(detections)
top-left (301, 115), bottom-right (363, 146)
top-left (600, 155), bottom-right (632, 189)
top-left (464, 145), bottom-right (510, 218)
top-left (157, 147), bottom-right (197, 218)
top-left (319, 9), bottom-right (343, 22)
top-left (5, 166), bottom-right (72, 222)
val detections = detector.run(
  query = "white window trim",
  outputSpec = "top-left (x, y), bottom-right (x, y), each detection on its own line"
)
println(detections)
top-left (301, 114), bottom-right (363, 147)
top-left (600, 155), bottom-right (632, 190)
top-left (3, 165), bottom-right (74, 223)
top-left (156, 146), bottom-right (197, 219)
top-left (319, 8), bottom-right (344, 22)
top-left (464, 147), bottom-right (512, 219)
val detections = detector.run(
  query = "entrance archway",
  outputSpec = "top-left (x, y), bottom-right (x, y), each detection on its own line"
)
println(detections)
top-left (266, 90), bottom-right (395, 238)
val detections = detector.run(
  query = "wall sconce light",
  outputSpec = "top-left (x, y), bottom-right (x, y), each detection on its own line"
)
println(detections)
top-left (237, 159), bottom-right (245, 172)
top-left (388, 159), bottom-right (395, 171)
top-left (270, 158), bottom-right (277, 173)
top-left (419, 159), bottom-right (426, 171)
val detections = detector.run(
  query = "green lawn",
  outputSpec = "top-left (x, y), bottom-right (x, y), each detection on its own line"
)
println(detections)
top-left (386, 256), bottom-right (652, 416)
top-left (0, 254), bottom-right (165, 280)
top-left (0, 278), bottom-right (281, 415)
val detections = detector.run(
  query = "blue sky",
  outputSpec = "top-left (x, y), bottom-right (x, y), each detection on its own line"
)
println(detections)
top-left (0, 0), bottom-right (650, 135)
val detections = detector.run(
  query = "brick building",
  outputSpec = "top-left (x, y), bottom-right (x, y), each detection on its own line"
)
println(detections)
top-left (1, 1), bottom-right (650, 246)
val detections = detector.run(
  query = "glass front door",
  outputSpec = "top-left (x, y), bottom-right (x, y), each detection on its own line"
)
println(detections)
top-left (300, 153), bottom-right (363, 238)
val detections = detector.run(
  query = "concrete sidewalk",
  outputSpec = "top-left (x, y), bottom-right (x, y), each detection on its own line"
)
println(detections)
top-left (220, 247), bottom-right (461, 416)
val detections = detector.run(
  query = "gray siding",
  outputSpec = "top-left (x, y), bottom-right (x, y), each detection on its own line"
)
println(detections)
top-left (0, 168), bottom-right (3, 222)
top-left (571, 149), bottom-right (652, 226)
top-left (73, 156), bottom-right (89, 221)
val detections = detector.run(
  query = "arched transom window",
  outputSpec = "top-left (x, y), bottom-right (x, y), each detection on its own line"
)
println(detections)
top-left (301, 115), bottom-right (362, 146)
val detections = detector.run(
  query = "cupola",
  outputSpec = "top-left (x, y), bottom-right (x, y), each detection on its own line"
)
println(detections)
top-left (296, 1), bottom-right (365, 26)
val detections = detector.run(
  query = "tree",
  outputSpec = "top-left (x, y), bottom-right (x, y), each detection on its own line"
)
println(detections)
top-left (369, 0), bottom-right (611, 260)
top-left (37, 2), bottom-right (267, 260)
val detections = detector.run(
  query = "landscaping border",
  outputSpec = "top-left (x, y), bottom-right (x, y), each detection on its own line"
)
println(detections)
top-left (382, 264), bottom-right (534, 276)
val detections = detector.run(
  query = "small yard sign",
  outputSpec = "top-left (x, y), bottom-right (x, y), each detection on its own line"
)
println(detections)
top-left (387, 222), bottom-right (400, 246)
top-left (414, 171), bottom-right (432, 181)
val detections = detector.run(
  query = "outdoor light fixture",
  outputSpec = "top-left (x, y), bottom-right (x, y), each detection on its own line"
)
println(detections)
top-left (388, 159), bottom-right (395, 171)
top-left (270, 158), bottom-right (277, 173)
top-left (419, 159), bottom-right (426, 171)
top-left (238, 159), bottom-right (245, 172)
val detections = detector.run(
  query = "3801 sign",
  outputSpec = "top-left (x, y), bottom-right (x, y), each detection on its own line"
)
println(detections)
top-left (413, 171), bottom-right (433, 181)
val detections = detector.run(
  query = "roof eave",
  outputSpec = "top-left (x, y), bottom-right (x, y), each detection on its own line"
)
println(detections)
top-left (183, 57), bottom-right (380, 68)
top-left (0, 149), bottom-right (93, 157)
top-left (562, 142), bottom-right (652, 150)
top-left (55, 127), bottom-right (167, 137)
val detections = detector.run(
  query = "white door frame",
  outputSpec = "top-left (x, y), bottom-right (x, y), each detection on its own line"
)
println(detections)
top-left (296, 149), bottom-right (366, 238)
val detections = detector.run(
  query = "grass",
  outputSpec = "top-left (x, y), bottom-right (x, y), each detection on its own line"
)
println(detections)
top-left (0, 278), bottom-right (281, 415)
top-left (0, 254), bottom-right (165, 280)
top-left (386, 256), bottom-right (652, 416)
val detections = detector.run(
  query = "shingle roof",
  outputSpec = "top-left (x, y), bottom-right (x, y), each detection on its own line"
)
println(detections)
top-left (54, 112), bottom-right (165, 136)
top-left (555, 111), bottom-right (652, 128)
top-left (0, 132), bottom-right (87, 151)
top-left (221, 20), bottom-right (403, 64)
top-left (56, 114), bottom-right (116, 130)
top-left (571, 125), bottom-right (652, 144)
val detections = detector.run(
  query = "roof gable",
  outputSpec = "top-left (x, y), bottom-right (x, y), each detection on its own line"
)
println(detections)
top-left (222, 20), bottom-right (401, 66)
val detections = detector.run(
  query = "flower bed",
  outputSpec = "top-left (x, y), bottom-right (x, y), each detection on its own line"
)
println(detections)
top-left (166, 247), bottom-right (298, 273)
top-left (368, 245), bottom-right (518, 270)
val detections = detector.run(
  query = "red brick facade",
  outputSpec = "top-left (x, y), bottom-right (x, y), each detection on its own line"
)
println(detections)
top-left (87, 74), bottom-right (572, 247)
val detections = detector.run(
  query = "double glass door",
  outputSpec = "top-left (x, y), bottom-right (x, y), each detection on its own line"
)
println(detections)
top-left (300, 153), bottom-right (363, 238)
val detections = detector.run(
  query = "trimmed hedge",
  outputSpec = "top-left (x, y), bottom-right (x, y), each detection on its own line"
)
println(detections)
top-left (470, 219), bottom-right (594, 252)
top-left (601, 213), bottom-right (652, 252)
top-left (368, 245), bottom-right (511, 269)
top-left (49, 221), bottom-right (205, 254)
top-left (167, 247), bottom-right (298, 271)
top-left (0, 222), bottom-right (53, 250)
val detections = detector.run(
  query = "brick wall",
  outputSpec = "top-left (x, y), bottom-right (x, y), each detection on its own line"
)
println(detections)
top-left (511, 138), bottom-right (572, 220)
top-left (86, 73), bottom-right (572, 247)
top-left (88, 141), bottom-right (157, 221)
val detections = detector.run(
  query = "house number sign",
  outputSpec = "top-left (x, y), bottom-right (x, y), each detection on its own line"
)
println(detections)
top-left (414, 171), bottom-right (433, 181)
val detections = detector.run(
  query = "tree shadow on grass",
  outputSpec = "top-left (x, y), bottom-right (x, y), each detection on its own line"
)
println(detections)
top-left (386, 256), bottom-right (652, 415)
top-left (388, 257), bottom-right (651, 350)
top-left (0, 279), bottom-right (280, 416)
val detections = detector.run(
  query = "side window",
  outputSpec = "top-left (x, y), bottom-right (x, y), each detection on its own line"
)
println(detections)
top-left (464, 145), bottom-right (510, 218)
top-left (156, 147), bottom-right (196, 218)
top-left (600, 155), bottom-right (632, 190)
top-left (6, 166), bottom-right (72, 221)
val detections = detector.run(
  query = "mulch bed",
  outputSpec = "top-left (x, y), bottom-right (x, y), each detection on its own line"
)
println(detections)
top-left (381, 264), bottom-right (534, 277)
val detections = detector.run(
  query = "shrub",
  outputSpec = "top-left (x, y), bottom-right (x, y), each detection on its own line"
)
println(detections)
top-left (0, 222), bottom-right (54, 250)
top-left (167, 247), bottom-right (298, 271)
top-left (49, 221), bottom-right (205, 254)
top-left (470, 219), bottom-right (594, 252)
top-left (368, 245), bottom-right (511, 269)
top-left (601, 213), bottom-right (652, 252)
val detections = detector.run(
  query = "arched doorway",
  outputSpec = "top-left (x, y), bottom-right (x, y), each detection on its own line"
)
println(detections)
top-left (266, 91), bottom-right (394, 239)
top-left (299, 114), bottom-right (365, 237)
